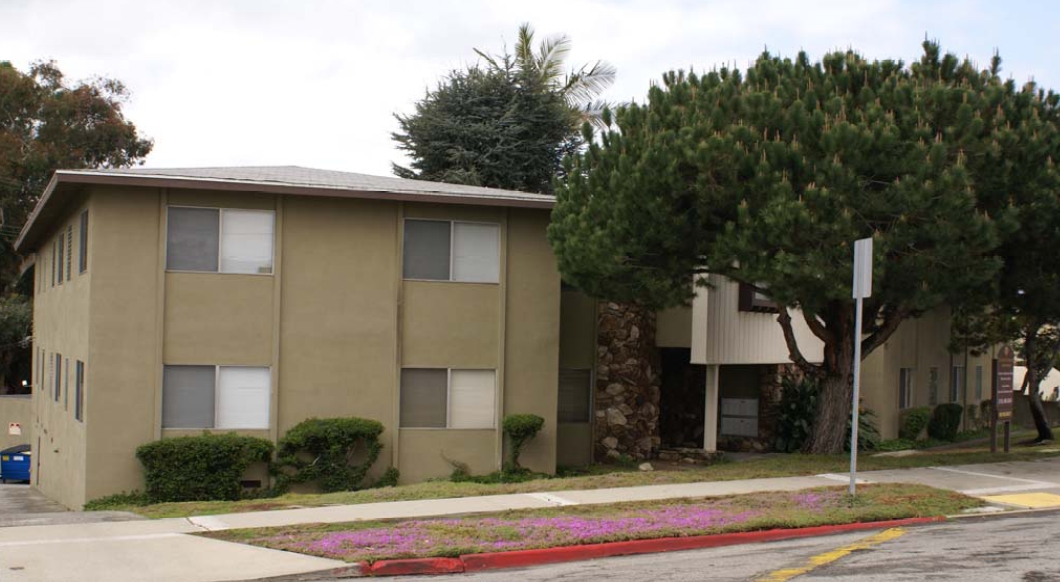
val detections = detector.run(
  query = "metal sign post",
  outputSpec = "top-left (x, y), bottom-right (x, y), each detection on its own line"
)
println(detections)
top-left (850, 238), bottom-right (873, 496)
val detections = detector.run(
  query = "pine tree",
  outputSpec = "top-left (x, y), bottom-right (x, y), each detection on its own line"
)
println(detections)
top-left (550, 43), bottom-right (1018, 453)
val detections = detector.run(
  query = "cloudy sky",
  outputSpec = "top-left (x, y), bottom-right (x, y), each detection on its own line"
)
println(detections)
top-left (4, 0), bottom-right (1059, 176)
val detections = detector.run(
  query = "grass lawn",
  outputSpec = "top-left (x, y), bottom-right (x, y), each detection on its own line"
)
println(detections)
top-left (96, 444), bottom-right (1060, 519)
top-left (203, 483), bottom-right (980, 563)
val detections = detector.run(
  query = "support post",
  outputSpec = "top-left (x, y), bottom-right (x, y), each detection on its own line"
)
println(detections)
top-left (849, 296), bottom-right (863, 496)
top-left (704, 365), bottom-right (719, 452)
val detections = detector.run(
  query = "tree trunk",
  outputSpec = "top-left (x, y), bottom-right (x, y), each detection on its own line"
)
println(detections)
top-left (1023, 327), bottom-right (1055, 442)
top-left (804, 311), bottom-right (855, 454)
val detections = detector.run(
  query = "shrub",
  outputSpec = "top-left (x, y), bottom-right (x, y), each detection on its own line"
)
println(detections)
top-left (84, 491), bottom-right (151, 511)
top-left (774, 375), bottom-right (818, 453)
top-left (372, 467), bottom-right (400, 488)
top-left (136, 434), bottom-right (273, 503)
top-left (846, 407), bottom-right (881, 452)
top-left (502, 414), bottom-right (545, 471)
top-left (899, 407), bottom-right (932, 440)
top-left (927, 403), bottom-right (964, 442)
top-left (273, 417), bottom-right (385, 493)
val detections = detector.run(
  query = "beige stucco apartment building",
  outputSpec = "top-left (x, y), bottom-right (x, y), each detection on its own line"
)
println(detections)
top-left (12, 165), bottom-right (998, 508)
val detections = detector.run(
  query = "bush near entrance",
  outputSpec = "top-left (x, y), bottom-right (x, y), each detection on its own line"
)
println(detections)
top-left (928, 404), bottom-right (964, 442)
top-left (502, 414), bottom-right (545, 471)
top-left (273, 417), bottom-right (385, 493)
top-left (136, 433), bottom-right (273, 503)
top-left (900, 407), bottom-right (932, 441)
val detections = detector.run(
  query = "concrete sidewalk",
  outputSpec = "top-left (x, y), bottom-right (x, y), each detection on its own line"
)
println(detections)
top-left (0, 456), bottom-right (1057, 582)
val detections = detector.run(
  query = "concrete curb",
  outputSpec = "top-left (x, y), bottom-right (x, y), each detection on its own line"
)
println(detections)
top-left (341, 516), bottom-right (945, 577)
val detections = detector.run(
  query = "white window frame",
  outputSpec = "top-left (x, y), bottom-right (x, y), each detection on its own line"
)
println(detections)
top-left (400, 367), bottom-right (498, 429)
top-left (402, 218), bottom-right (500, 284)
top-left (162, 364), bottom-right (271, 430)
top-left (165, 206), bottom-right (276, 276)
top-left (950, 365), bottom-right (965, 403)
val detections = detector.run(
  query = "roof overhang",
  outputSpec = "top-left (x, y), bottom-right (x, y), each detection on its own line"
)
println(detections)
top-left (14, 170), bottom-right (556, 252)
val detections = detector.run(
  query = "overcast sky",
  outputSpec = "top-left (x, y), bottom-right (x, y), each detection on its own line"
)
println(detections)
top-left (4, 0), bottom-right (1059, 177)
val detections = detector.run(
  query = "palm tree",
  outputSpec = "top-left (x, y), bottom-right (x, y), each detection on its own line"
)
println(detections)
top-left (475, 23), bottom-right (616, 128)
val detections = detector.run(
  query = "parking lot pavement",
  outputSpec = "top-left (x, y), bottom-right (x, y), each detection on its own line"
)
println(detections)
top-left (0, 484), bottom-right (142, 527)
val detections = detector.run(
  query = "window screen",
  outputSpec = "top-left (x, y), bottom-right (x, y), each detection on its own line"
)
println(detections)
top-left (54, 354), bottom-right (61, 402)
top-left (57, 234), bottom-right (64, 284)
top-left (79, 210), bottom-right (89, 273)
top-left (216, 367), bottom-right (270, 429)
top-left (403, 220), bottom-right (451, 280)
top-left (400, 368), bottom-right (448, 427)
top-left (452, 223), bottom-right (500, 283)
top-left (449, 370), bottom-right (495, 429)
top-left (167, 207), bottom-right (220, 272)
top-left (64, 358), bottom-right (69, 410)
top-left (899, 368), bottom-right (913, 409)
top-left (558, 369), bottom-right (592, 423)
top-left (950, 365), bottom-right (964, 403)
top-left (162, 365), bottom-right (216, 428)
top-left (75, 361), bottom-right (85, 422)
top-left (221, 210), bottom-right (274, 274)
top-left (66, 226), bottom-right (73, 280)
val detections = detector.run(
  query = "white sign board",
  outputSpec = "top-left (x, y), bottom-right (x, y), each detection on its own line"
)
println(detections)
top-left (852, 238), bottom-right (873, 299)
top-left (8, 422), bottom-right (21, 436)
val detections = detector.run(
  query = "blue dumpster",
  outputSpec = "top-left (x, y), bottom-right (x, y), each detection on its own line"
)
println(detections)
top-left (0, 444), bottom-right (31, 483)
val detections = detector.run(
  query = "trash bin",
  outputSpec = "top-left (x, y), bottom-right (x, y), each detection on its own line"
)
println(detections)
top-left (0, 444), bottom-right (31, 483)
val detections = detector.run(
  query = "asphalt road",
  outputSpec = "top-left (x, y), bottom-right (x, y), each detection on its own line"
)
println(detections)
top-left (393, 510), bottom-right (1060, 582)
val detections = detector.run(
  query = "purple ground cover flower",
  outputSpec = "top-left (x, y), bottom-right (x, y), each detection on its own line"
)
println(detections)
top-left (274, 504), bottom-right (763, 561)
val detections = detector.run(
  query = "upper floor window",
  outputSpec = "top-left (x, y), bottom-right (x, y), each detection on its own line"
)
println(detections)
top-left (166, 207), bottom-right (275, 274)
top-left (403, 219), bottom-right (499, 283)
top-left (79, 210), bottom-right (89, 274)
top-left (738, 282), bottom-right (778, 313)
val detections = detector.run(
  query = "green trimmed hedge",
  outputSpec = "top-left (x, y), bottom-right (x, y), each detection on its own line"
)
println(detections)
top-left (899, 407), bottom-right (932, 440)
top-left (273, 417), bottom-right (385, 493)
top-left (136, 434), bottom-right (273, 503)
top-left (774, 375), bottom-right (819, 453)
top-left (928, 403), bottom-right (964, 442)
top-left (502, 414), bottom-right (544, 471)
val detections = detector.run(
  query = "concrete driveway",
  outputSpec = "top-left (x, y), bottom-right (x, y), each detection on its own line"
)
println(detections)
top-left (0, 484), bottom-right (141, 528)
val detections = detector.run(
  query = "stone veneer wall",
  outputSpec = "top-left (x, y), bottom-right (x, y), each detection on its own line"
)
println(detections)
top-left (594, 302), bottom-right (661, 461)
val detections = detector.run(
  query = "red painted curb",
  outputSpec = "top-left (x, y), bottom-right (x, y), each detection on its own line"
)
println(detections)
top-left (361, 517), bottom-right (944, 576)
top-left (368, 557), bottom-right (465, 576)
top-left (459, 517), bottom-right (944, 572)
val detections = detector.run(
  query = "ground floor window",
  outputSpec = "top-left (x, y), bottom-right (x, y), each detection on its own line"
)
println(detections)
top-left (400, 368), bottom-right (496, 429)
top-left (162, 365), bottom-right (270, 429)
top-left (75, 361), bottom-right (85, 422)
top-left (899, 367), bottom-right (914, 409)
top-left (950, 365), bottom-right (965, 403)
top-left (558, 369), bottom-right (592, 423)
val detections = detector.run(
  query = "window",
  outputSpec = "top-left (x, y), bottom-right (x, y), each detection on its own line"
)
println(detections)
top-left (558, 369), bottom-right (592, 423)
top-left (928, 367), bottom-right (939, 405)
top-left (738, 282), bottom-right (778, 313)
top-left (79, 210), bottom-right (89, 274)
top-left (57, 233), bottom-right (64, 285)
top-left (66, 225), bottom-right (73, 281)
top-left (975, 365), bottom-right (984, 403)
top-left (51, 241), bottom-right (57, 287)
top-left (162, 365), bottom-right (270, 429)
top-left (403, 219), bottom-right (500, 283)
top-left (400, 368), bottom-right (496, 428)
top-left (951, 365), bottom-right (965, 403)
top-left (53, 354), bottom-right (61, 402)
top-left (166, 207), bottom-right (274, 274)
top-left (898, 367), bottom-right (914, 409)
top-left (64, 358), bottom-right (69, 410)
top-left (75, 361), bottom-right (85, 422)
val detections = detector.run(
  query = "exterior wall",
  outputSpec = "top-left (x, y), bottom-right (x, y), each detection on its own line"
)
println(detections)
top-left (31, 196), bottom-right (93, 508)
top-left (0, 395), bottom-right (31, 451)
top-left (29, 185), bottom-right (562, 505)
top-left (691, 275), bottom-right (823, 366)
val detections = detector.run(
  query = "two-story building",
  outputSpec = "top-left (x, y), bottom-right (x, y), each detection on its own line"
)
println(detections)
top-left (14, 165), bottom-right (997, 508)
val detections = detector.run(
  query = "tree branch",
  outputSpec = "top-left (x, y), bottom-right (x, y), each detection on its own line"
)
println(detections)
top-left (801, 309), bottom-right (834, 344)
top-left (777, 308), bottom-right (819, 377)
top-left (861, 306), bottom-right (908, 358)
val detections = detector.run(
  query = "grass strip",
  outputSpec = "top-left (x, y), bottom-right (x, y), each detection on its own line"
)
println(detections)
top-left (202, 483), bottom-right (980, 563)
top-left (97, 447), bottom-right (1058, 519)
